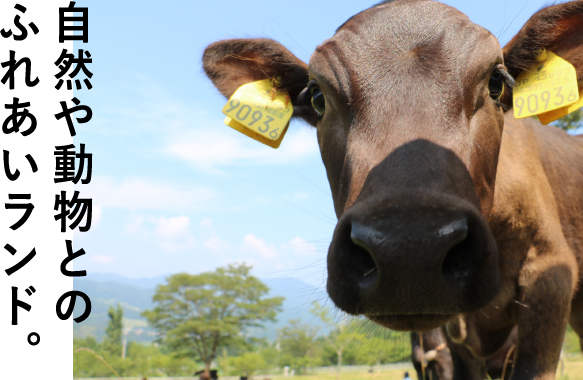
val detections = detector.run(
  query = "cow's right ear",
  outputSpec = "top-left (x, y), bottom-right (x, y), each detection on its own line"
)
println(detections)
top-left (203, 38), bottom-right (316, 125)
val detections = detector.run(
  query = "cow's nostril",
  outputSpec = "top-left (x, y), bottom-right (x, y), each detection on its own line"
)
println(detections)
top-left (349, 223), bottom-right (379, 287)
top-left (441, 219), bottom-right (472, 286)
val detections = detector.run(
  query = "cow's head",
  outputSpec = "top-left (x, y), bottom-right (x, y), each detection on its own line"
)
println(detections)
top-left (203, 0), bottom-right (583, 331)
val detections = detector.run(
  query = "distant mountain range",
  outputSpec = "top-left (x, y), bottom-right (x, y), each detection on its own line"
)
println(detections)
top-left (73, 273), bottom-right (326, 343)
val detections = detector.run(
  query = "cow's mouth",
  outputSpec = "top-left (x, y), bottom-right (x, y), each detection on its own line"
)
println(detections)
top-left (366, 313), bottom-right (455, 332)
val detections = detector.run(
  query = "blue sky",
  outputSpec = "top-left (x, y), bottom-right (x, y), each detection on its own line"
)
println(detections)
top-left (75, 0), bottom-right (571, 287)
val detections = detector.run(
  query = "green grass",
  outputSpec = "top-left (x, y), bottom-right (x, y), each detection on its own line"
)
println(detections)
top-left (263, 358), bottom-right (583, 380)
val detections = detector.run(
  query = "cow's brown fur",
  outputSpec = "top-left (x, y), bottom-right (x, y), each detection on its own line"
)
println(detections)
top-left (202, 1), bottom-right (583, 379)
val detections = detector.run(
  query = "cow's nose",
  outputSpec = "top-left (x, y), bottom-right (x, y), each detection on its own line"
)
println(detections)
top-left (326, 205), bottom-right (499, 317)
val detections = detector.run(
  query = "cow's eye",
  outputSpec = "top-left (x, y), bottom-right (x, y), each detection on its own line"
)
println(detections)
top-left (488, 72), bottom-right (504, 101)
top-left (311, 87), bottom-right (325, 115)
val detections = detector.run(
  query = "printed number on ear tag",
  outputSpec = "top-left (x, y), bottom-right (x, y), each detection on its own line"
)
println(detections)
top-left (537, 87), bottom-right (583, 125)
top-left (222, 79), bottom-right (293, 149)
top-left (513, 51), bottom-right (579, 119)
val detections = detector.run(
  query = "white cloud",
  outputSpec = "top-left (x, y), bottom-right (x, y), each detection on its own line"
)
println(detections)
top-left (200, 218), bottom-right (214, 230)
top-left (241, 233), bottom-right (278, 259)
top-left (91, 254), bottom-right (115, 264)
top-left (92, 204), bottom-right (103, 227)
top-left (125, 215), bottom-right (147, 236)
top-left (84, 176), bottom-right (214, 213)
top-left (88, 74), bottom-right (319, 172)
top-left (204, 235), bottom-right (231, 254)
top-left (87, 73), bottom-right (197, 136)
top-left (283, 236), bottom-right (318, 256)
top-left (164, 126), bottom-right (319, 171)
top-left (125, 215), bottom-right (196, 252)
top-left (199, 218), bottom-right (231, 254)
top-left (154, 216), bottom-right (191, 241)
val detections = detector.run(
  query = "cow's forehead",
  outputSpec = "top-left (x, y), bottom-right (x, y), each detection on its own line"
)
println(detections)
top-left (309, 0), bottom-right (499, 96)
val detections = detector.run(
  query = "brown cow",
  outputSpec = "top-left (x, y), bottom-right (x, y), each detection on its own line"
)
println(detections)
top-left (202, 1), bottom-right (583, 379)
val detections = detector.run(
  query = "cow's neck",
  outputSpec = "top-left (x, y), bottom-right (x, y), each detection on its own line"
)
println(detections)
top-left (459, 115), bottom-right (583, 357)
top-left (449, 118), bottom-right (583, 358)
top-left (490, 114), bottom-right (583, 265)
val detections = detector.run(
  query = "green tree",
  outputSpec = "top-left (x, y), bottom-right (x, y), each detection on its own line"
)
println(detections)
top-left (312, 313), bottom-right (410, 368)
top-left (103, 304), bottom-right (123, 357)
top-left (73, 337), bottom-right (198, 378)
top-left (278, 319), bottom-right (322, 374)
top-left (553, 108), bottom-right (582, 131)
top-left (259, 342), bottom-right (280, 370)
top-left (219, 352), bottom-right (267, 377)
top-left (142, 263), bottom-right (284, 379)
top-left (563, 326), bottom-right (582, 354)
top-left (311, 302), bottom-right (358, 380)
top-left (352, 320), bottom-right (410, 365)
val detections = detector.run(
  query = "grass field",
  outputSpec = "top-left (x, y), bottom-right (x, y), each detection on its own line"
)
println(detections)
top-left (263, 360), bottom-right (583, 380)
top-left (73, 361), bottom-right (583, 380)
top-left (557, 360), bottom-right (583, 380)
top-left (73, 355), bottom-right (583, 379)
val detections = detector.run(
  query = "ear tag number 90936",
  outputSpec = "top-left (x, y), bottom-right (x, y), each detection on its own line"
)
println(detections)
top-left (513, 50), bottom-right (579, 121)
top-left (222, 78), bottom-right (293, 149)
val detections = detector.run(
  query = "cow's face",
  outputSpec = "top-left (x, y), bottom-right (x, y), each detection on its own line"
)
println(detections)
top-left (203, 0), bottom-right (583, 331)
top-left (307, 0), bottom-right (504, 331)
top-left (309, 1), bottom-right (506, 218)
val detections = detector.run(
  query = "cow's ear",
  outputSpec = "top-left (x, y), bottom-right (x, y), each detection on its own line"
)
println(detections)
top-left (501, 1), bottom-right (583, 110)
top-left (203, 38), bottom-right (316, 125)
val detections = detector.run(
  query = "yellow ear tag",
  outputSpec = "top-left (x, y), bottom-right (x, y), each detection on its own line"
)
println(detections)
top-left (222, 78), bottom-right (293, 149)
top-left (513, 50), bottom-right (579, 120)
top-left (537, 86), bottom-right (583, 125)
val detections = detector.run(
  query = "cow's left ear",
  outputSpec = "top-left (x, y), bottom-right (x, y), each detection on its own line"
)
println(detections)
top-left (501, 1), bottom-right (583, 109)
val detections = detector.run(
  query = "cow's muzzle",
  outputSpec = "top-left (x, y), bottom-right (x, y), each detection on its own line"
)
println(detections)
top-left (326, 192), bottom-right (499, 331)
